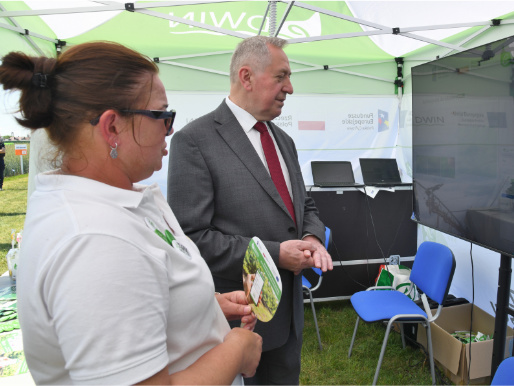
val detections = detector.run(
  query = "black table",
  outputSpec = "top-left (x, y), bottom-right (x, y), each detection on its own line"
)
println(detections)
top-left (303, 185), bottom-right (417, 300)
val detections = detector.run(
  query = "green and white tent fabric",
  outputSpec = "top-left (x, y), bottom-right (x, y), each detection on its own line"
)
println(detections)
top-left (2, 1), bottom-right (514, 182)
top-left (1, 1), bottom-right (514, 325)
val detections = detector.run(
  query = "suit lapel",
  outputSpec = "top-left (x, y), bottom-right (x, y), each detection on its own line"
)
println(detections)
top-left (214, 102), bottom-right (293, 220)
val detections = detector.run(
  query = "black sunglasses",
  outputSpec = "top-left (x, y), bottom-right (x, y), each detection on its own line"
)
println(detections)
top-left (90, 109), bottom-right (176, 136)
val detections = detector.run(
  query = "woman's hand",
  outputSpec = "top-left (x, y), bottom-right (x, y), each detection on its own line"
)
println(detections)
top-left (223, 328), bottom-right (262, 378)
top-left (216, 291), bottom-right (257, 331)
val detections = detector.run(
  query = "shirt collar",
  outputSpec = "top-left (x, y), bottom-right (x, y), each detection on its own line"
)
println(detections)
top-left (35, 170), bottom-right (159, 209)
top-left (225, 96), bottom-right (262, 134)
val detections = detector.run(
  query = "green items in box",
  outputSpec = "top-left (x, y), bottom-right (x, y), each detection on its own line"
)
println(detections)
top-left (452, 330), bottom-right (492, 344)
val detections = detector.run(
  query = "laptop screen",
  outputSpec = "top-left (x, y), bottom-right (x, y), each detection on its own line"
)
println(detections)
top-left (359, 158), bottom-right (402, 185)
top-left (311, 161), bottom-right (356, 186)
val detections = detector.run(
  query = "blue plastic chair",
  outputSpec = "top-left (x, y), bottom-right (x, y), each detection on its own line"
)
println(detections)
top-left (491, 356), bottom-right (514, 385)
top-left (348, 241), bottom-right (456, 385)
top-left (302, 226), bottom-right (331, 351)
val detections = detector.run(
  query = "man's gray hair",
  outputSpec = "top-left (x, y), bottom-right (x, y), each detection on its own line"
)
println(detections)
top-left (229, 36), bottom-right (288, 84)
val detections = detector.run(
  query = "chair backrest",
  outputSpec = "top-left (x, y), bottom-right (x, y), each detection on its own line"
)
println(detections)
top-left (324, 226), bottom-right (332, 251)
top-left (409, 241), bottom-right (456, 305)
top-left (491, 356), bottom-right (514, 385)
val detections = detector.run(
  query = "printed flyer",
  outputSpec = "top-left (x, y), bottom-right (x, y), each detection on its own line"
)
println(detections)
top-left (242, 237), bottom-right (282, 322)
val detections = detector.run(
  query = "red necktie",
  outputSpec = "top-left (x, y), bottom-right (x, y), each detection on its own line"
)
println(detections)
top-left (254, 122), bottom-right (296, 225)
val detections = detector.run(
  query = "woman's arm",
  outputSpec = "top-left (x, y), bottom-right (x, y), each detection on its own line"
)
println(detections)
top-left (137, 328), bottom-right (262, 385)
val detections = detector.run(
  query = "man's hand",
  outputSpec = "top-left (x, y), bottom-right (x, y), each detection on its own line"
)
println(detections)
top-left (278, 239), bottom-right (315, 275)
top-left (302, 235), bottom-right (333, 273)
top-left (216, 291), bottom-right (257, 331)
top-left (278, 238), bottom-right (333, 275)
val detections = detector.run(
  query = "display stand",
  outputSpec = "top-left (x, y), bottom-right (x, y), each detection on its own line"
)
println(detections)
top-left (491, 254), bottom-right (514, 377)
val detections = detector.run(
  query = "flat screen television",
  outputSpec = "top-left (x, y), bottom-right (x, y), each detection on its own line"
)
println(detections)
top-left (412, 34), bottom-right (514, 258)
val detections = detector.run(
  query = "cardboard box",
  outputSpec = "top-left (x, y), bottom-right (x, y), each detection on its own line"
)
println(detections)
top-left (417, 303), bottom-right (513, 385)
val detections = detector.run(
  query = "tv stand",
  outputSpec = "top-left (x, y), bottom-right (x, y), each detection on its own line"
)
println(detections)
top-left (492, 253), bottom-right (514, 377)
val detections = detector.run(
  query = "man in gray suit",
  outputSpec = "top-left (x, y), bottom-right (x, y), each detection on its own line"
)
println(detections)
top-left (167, 36), bottom-right (332, 385)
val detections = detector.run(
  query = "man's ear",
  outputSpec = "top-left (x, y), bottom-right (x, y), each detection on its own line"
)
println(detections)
top-left (97, 109), bottom-right (121, 148)
top-left (239, 66), bottom-right (253, 91)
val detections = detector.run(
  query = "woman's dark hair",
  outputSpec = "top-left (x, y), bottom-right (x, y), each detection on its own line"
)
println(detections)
top-left (0, 41), bottom-right (158, 156)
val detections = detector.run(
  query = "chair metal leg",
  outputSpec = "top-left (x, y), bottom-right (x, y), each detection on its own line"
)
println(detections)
top-left (348, 316), bottom-right (360, 358)
top-left (373, 320), bottom-right (394, 385)
top-left (424, 322), bottom-right (436, 385)
top-left (400, 323), bottom-right (406, 349)
top-left (306, 289), bottom-right (322, 350)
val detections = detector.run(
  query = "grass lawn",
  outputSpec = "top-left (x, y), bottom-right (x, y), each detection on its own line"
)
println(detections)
top-left (0, 173), bottom-right (454, 384)
top-left (301, 300), bottom-right (453, 385)
top-left (0, 174), bottom-right (28, 275)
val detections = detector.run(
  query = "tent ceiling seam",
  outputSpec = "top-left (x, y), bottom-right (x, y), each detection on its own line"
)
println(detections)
top-left (159, 60), bottom-right (230, 76)
top-left (158, 51), bottom-right (233, 60)
top-left (289, 59), bottom-right (392, 68)
top-left (289, 29), bottom-right (389, 43)
top-left (399, 32), bottom-right (465, 51)
top-left (159, 58), bottom-right (392, 84)
top-left (400, 20), bottom-right (501, 33)
top-left (441, 25), bottom-right (491, 58)
top-left (290, 0), bottom-right (389, 30)
top-left (0, 1), bottom-right (232, 17)
top-left (0, 22), bottom-right (57, 43)
top-left (328, 68), bottom-right (392, 83)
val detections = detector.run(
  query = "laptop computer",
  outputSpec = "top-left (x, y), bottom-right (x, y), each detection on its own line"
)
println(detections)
top-left (311, 161), bottom-right (362, 187)
top-left (359, 158), bottom-right (411, 187)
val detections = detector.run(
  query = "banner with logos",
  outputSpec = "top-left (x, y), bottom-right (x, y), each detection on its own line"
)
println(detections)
top-left (143, 92), bottom-right (404, 193)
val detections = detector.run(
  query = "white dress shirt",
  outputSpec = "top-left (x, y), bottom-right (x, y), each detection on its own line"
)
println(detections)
top-left (225, 96), bottom-right (293, 199)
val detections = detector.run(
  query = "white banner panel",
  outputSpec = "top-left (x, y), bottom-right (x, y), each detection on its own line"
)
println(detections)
top-left (143, 92), bottom-right (404, 193)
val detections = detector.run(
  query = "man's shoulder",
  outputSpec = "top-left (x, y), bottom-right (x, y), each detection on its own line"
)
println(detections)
top-left (180, 110), bottom-right (216, 133)
top-left (179, 100), bottom-right (228, 133)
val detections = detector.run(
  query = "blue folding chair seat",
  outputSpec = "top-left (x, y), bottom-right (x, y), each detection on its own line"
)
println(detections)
top-left (348, 241), bottom-right (456, 385)
top-left (491, 356), bottom-right (514, 385)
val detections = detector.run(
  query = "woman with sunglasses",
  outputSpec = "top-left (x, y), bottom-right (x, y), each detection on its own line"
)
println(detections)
top-left (0, 41), bottom-right (261, 385)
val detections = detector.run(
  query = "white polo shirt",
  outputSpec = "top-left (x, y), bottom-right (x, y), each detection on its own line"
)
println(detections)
top-left (17, 171), bottom-right (243, 385)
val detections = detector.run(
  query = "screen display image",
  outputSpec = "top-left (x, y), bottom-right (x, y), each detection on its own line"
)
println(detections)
top-left (412, 35), bottom-right (514, 257)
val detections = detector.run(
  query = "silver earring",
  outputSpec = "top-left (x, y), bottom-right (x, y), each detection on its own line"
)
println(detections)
top-left (110, 143), bottom-right (118, 159)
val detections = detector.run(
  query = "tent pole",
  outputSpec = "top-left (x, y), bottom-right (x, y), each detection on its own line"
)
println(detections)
top-left (274, 1), bottom-right (295, 37)
top-left (0, 3), bottom-right (45, 56)
top-left (269, 1), bottom-right (277, 37)
top-left (258, 1), bottom-right (271, 36)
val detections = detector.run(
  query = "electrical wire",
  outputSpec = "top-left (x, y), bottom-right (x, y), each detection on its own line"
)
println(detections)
top-left (330, 238), bottom-right (368, 290)
top-left (363, 188), bottom-right (413, 287)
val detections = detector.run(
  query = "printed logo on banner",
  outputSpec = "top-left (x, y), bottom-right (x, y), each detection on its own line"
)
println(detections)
top-left (168, 11), bottom-right (321, 39)
top-left (378, 109), bottom-right (389, 132)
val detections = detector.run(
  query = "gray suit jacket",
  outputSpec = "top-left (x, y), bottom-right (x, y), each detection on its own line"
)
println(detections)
top-left (167, 100), bottom-right (325, 351)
